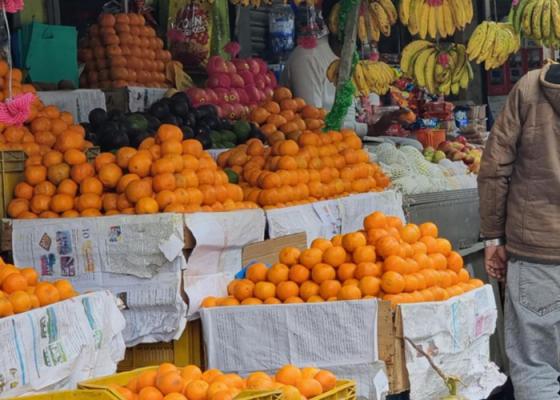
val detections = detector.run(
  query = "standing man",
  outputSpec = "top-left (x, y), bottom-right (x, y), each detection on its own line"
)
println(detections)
top-left (478, 63), bottom-right (560, 399)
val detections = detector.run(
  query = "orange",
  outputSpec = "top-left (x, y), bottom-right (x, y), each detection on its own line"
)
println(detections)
top-left (54, 279), bottom-right (76, 300)
top-left (20, 268), bottom-right (38, 286)
top-left (457, 268), bottom-right (470, 283)
top-left (181, 365), bottom-right (202, 381)
top-left (319, 279), bottom-right (341, 300)
top-left (429, 253), bottom-right (448, 270)
top-left (0, 297), bottom-right (14, 316)
top-left (376, 236), bottom-right (401, 258)
top-left (80, 177), bottom-right (103, 195)
top-left (63, 148), bottom-right (87, 165)
top-left (352, 245), bottom-right (376, 264)
top-left (400, 224), bottom-right (421, 244)
top-left (9, 290), bottom-right (32, 313)
top-left (276, 365), bottom-right (302, 386)
top-left (57, 179), bottom-right (78, 196)
top-left (381, 271), bottom-right (406, 294)
top-left (355, 262), bottom-right (381, 279)
top-left (337, 285), bottom-right (362, 300)
top-left (55, 131), bottom-right (85, 152)
top-left (299, 281), bottom-right (320, 301)
top-left (42, 150), bottom-right (64, 167)
top-left (25, 165), bottom-right (47, 185)
top-left (299, 248), bottom-right (323, 269)
top-left (363, 211), bottom-right (387, 230)
top-left (322, 246), bottom-right (346, 267)
top-left (276, 281), bottom-right (299, 301)
top-left (435, 238), bottom-right (452, 256)
top-left (157, 124), bottom-right (183, 142)
top-left (232, 279), bottom-right (254, 301)
top-left (264, 297), bottom-right (282, 304)
top-left (311, 263), bottom-right (336, 283)
top-left (314, 370), bottom-right (337, 392)
top-left (419, 222), bottom-right (438, 238)
top-left (201, 297), bottom-right (218, 308)
top-left (138, 370), bottom-right (158, 390)
top-left (296, 378), bottom-right (323, 398)
top-left (14, 181), bottom-right (34, 200)
top-left (254, 281), bottom-right (276, 301)
top-left (288, 264), bottom-right (310, 284)
top-left (156, 371), bottom-right (184, 395)
top-left (184, 380), bottom-right (209, 400)
top-left (447, 251), bottom-right (464, 272)
top-left (94, 152), bottom-right (117, 172)
top-left (128, 153), bottom-right (153, 177)
top-left (98, 163), bottom-right (123, 188)
top-left (337, 263), bottom-right (357, 281)
top-left (139, 386), bottom-right (164, 400)
top-left (245, 263), bottom-right (268, 284)
top-left (342, 232), bottom-right (367, 252)
top-left (7, 199), bottom-right (29, 218)
top-left (50, 194), bottom-right (74, 213)
top-left (383, 255), bottom-right (408, 274)
top-left (126, 180), bottom-right (153, 203)
top-left (279, 246), bottom-right (301, 266)
top-left (35, 282), bottom-right (60, 306)
top-left (70, 162), bottom-right (95, 184)
top-left (266, 263), bottom-right (289, 284)
top-left (2, 273), bottom-right (28, 294)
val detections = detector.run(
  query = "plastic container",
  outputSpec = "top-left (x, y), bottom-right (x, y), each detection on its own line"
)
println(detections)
top-left (117, 319), bottom-right (203, 371)
top-left (0, 150), bottom-right (26, 219)
top-left (313, 380), bottom-right (356, 400)
top-left (4, 389), bottom-right (120, 400)
top-left (415, 128), bottom-right (446, 149)
top-left (80, 367), bottom-right (282, 400)
top-left (269, 2), bottom-right (295, 61)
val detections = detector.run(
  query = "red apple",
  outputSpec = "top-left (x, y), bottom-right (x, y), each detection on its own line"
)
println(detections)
top-left (263, 87), bottom-right (274, 99)
top-left (266, 71), bottom-right (278, 88)
top-left (214, 88), bottom-right (230, 104)
top-left (254, 75), bottom-right (266, 90)
top-left (236, 88), bottom-right (249, 104)
top-left (232, 59), bottom-right (250, 72)
top-left (256, 59), bottom-right (268, 75)
top-left (225, 61), bottom-right (237, 74)
top-left (230, 73), bottom-right (245, 88)
top-left (207, 56), bottom-right (228, 74)
top-left (238, 71), bottom-right (255, 86)
top-left (245, 85), bottom-right (261, 103)
top-left (232, 103), bottom-right (246, 119)
top-left (228, 89), bottom-right (240, 103)
top-left (207, 76), bottom-right (221, 88)
top-left (186, 88), bottom-right (208, 107)
top-left (205, 88), bottom-right (218, 104)
top-left (220, 103), bottom-right (234, 119)
top-left (247, 58), bottom-right (261, 75)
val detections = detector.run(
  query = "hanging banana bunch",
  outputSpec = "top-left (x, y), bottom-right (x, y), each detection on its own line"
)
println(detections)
top-left (467, 22), bottom-right (521, 70)
top-left (329, 0), bottom-right (398, 43)
top-left (400, 40), bottom-right (473, 96)
top-left (399, 0), bottom-right (474, 39)
top-left (327, 59), bottom-right (398, 95)
top-left (510, 0), bottom-right (560, 47)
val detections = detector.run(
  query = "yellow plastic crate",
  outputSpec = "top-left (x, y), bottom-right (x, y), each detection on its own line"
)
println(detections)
top-left (79, 366), bottom-right (281, 400)
top-left (313, 380), bottom-right (356, 400)
top-left (0, 150), bottom-right (25, 219)
top-left (117, 319), bottom-right (204, 371)
top-left (4, 389), bottom-right (120, 400)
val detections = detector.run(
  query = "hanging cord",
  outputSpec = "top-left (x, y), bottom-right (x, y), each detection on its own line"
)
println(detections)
top-left (2, 6), bottom-right (12, 100)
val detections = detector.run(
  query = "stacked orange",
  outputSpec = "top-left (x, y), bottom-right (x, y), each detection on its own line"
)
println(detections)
top-left (0, 61), bottom-right (83, 156)
top-left (111, 363), bottom-right (339, 400)
top-left (79, 13), bottom-right (172, 89)
top-left (0, 259), bottom-right (77, 318)
top-left (217, 130), bottom-right (390, 208)
top-left (249, 87), bottom-right (326, 144)
top-left (8, 124), bottom-right (257, 219)
top-left (201, 211), bottom-right (484, 307)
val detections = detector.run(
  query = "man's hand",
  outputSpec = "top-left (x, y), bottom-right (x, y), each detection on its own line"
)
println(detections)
top-left (485, 245), bottom-right (508, 282)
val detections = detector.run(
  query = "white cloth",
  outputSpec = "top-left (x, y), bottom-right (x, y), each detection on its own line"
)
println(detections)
top-left (281, 36), bottom-right (368, 136)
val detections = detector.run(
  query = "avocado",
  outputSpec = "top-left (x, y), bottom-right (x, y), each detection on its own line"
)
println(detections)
top-left (100, 130), bottom-right (129, 151)
top-left (195, 133), bottom-right (212, 149)
top-left (195, 105), bottom-right (218, 120)
top-left (150, 101), bottom-right (170, 120)
top-left (171, 101), bottom-right (190, 118)
top-left (161, 114), bottom-right (179, 125)
top-left (233, 121), bottom-right (251, 143)
top-left (249, 125), bottom-right (267, 143)
top-left (219, 118), bottom-right (233, 130)
top-left (195, 124), bottom-right (211, 137)
top-left (108, 110), bottom-right (125, 121)
top-left (221, 130), bottom-right (237, 144)
top-left (88, 108), bottom-right (107, 128)
top-left (224, 168), bottom-right (239, 184)
top-left (171, 92), bottom-right (190, 104)
top-left (210, 130), bottom-right (222, 147)
top-left (98, 121), bottom-right (120, 138)
top-left (201, 117), bottom-right (219, 131)
top-left (183, 113), bottom-right (196, 127)
top-left (130, 131), bottom-right (151, 148)
top-left (146, 115), bottom-right (161, 131)
top-left (222, 141), bottom-right (236, 149)
top-left (182, 126), bottom-right (195, 139)
top-left (124, 113), bottom-right (148, 135)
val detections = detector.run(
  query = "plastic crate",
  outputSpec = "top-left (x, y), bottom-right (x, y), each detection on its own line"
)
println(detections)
top-left (117, 319), bottom-right (204, 371)
top-left (313, 380), bottom-right (356, 400)
top-left (86, 146), bottom-right (100, 162)
top-left (0, 150), bottom-right (26, 219)
top-left (4, 389), bottom-right (120, 400)
top-left (80, 366), bottom-right (282, 400)
top-left (415, 129), bottom-right (446, 149)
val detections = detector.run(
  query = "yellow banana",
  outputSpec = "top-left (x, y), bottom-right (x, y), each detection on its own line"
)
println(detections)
top-left (476, 22), bottom-right (497, 63)
top-left (400, 0), bottom-right (411, 24)
top-left (326, 59), bottom-right (340, 83)
top-left (400, 39), bottom-right (433, 74)
top-left (442, 0), bottom-right (455, 36)
top-left (419, 1), bottom-right (430, 38)
top-left (424, 50), bottom-right (438, 94)
top-left (367, 9), bottom-right (381, 41)
top-left (372, 2), bottom-right (392, 36)
top-left (414, 48), bottom-right (434, 88)
top-left (377, 0), bottom-right (398, 24)
top-left (551, 0), bottom-right (560, 39)
top-left (467, 21), bottom-right (488, 60)
top-left (427, 5), bottom-right (437, 38)
top-left (358, 14), bottom-right (368, 42)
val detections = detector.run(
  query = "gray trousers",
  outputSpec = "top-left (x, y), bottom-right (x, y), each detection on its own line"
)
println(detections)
top-left (505, 259), bottom-right (560, 400)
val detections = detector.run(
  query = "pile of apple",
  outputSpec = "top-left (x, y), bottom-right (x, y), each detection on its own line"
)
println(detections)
top-left (186, 56), bottom-right (278, 121)
top-left (424, 137), bottom-right (482, 174)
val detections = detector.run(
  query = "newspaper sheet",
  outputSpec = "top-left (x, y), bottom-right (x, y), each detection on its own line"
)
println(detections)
top-left (12, 213), bottom-right (187, 346)
top-left (183, 210), bottom-right (266, 317)
top-left (127, 87), bottom-right (167, 112)
top-left (400, 285), bottom-right (507, 400)
top-left (37, 90), bottom-right (106, 123)
top-left (200, 300), bottom-right (388, 399)
top-left (0, 291), bottom-right (125, 398)
top-left (266, 191), bottom-right (405, 244)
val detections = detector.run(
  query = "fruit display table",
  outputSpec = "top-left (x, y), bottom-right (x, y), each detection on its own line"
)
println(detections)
top-left (36, 90), bottom-right (107, 123)
top-left (9, 213), bottom-right (188, 346)
top-left (0, 290), bottom-right (125, 398)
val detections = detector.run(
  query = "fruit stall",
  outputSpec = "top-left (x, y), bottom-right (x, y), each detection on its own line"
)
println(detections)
top-left (0, 0), bottom-right (538, 397)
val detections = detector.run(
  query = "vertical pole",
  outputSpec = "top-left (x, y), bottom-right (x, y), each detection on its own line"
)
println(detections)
top-left (123, 0), bottom-right (129, 13)
top-left (335, 1), bottom-right (360, 91)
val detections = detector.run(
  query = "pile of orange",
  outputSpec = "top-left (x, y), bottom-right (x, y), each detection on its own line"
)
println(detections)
top-left (217, 129), bottom-right (390, 208)
top-left (0, 259), bottom-right (77, 318)
top-left (202, 211), bottom-right (484, 307)
top-left (79, 13), bottom-right (172, 89)
top-left (0, 61), bottom-right (85, 156)
top-left (8, 124), bottom-right (258, 218)
top-left (111, 363), bottom-right (338, 400)
top-left (249, 87), bottom-right (326, 144)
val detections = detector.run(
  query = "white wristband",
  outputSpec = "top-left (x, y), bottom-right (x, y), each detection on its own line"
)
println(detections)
top-left (484, 238), bottom-right (505, 248)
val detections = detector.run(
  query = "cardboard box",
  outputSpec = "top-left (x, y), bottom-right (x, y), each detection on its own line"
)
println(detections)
top-left (242, 232), bottom-right (307, 266)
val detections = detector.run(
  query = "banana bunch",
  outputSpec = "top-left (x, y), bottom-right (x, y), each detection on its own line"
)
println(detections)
top-left (327, 59), bottom-right (398, 95)
top-left (510, 0), bottom-right (560, 47)
top-left (399, 0), bottom-right (474, 39)
top-left (467, 22), bottom-right (521, 70)
top-left (400, 40), bottom-right (473, 96)
top-left (329, 0), bottom-right (398, 43)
